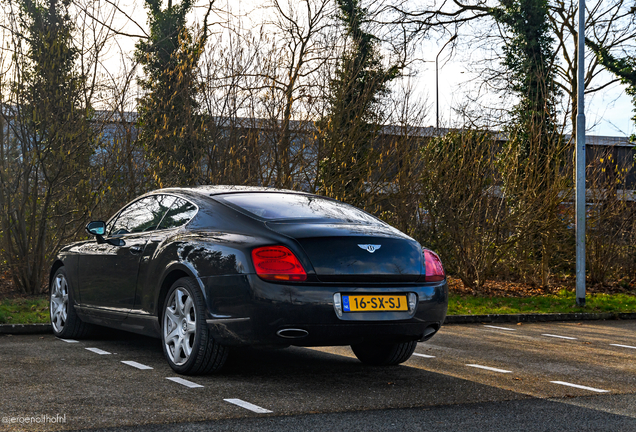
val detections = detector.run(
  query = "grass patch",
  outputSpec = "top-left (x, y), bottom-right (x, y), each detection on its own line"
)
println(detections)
top-left (0, 296), bottom-right (49, 324)
top-left (448, 289), bottom-right (636, 315)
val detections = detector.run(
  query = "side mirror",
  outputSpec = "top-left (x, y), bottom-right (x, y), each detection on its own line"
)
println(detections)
top-left (86, 221), bottom-right (125, 247)
top-left (86, 221), bottom-right (106, 236)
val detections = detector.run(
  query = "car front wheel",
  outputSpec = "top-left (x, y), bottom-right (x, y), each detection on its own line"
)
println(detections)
top-left (161, 277), bottom-right (228, 374)
top-left (351, 340), bottom-right (417, 366)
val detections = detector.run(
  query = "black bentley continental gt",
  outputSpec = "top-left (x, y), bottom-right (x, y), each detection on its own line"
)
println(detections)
top-left (49, 186), bottom-right (448, 374)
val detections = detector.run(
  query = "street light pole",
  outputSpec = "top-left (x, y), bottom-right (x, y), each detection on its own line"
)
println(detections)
top-left (575, 0), bottom-right (586, 306)
top-left (436, 35), bottom-right (457, 130)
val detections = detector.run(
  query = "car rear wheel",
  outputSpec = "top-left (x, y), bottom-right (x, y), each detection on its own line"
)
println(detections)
top-left (351, 340), bottom-right (417, 366)
top-left (50, 267), bottom-right (93, 339)
top-left (161, 277), bottom-right (228, 374)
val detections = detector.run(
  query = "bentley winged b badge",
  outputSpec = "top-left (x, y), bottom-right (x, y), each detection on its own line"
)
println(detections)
top-left (358, 244), bottom-right (381, 253)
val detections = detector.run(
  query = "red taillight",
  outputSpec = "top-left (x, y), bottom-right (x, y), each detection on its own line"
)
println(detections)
top-left (423, 249), bottom-right (445, 282)
top-left (252, 246), bottom-right (307, 282)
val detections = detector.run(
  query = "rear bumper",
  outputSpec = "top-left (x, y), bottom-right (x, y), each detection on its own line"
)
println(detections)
top-left (201, 274), bottom-right (448, 347)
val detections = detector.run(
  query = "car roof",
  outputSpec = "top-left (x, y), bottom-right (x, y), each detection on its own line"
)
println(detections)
top-left (152, 185), bottom-right (313, 197)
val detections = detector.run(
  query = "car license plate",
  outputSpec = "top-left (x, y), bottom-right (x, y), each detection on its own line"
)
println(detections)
top-left (342, 294), bottom-right (408, 312)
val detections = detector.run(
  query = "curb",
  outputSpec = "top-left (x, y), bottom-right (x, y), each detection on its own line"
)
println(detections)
top-left (2, 312), bottom-right (636, 334)
top-left (444, 312), bottom-right (636, 324)
top-left (0, 323), bottom-right (52, 335)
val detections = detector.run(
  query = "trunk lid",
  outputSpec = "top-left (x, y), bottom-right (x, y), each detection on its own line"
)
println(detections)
top-left (266, 222), bottom-right (422, 282)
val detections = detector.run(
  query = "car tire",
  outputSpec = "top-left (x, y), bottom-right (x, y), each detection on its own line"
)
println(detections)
top-left (161, 277), bottom-right (228, 375)
top-left (351, 340), bottom-right (417, 366)
top-left (50, 267), bottom-right (93, 339)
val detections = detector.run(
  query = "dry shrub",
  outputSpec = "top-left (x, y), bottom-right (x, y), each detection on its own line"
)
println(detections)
top-left (417, 126), bottom-right (571, 291)
top-left (497, 128), bottom-right (571, 288)
top-left (586, 151), bottom-right (636, 285)
top-left (419, 129), bottom-right (513, 290)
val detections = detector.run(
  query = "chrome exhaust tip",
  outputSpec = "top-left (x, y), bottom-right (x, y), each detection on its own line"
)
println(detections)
top-left (421, 324), bottom-right (440, 341)
top-left (276, 328), bottom-right (309, 339)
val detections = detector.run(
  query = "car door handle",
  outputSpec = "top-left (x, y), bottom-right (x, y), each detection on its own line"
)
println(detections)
top-left (129, 246), bottom-right (144, 254)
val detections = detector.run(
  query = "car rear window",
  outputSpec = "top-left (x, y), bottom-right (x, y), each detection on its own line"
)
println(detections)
top-left (217, 193), bottom-right (382, 224)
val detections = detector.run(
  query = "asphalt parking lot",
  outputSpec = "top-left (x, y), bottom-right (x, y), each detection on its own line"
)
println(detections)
top-left (2, 320), bottom-right (636, 431)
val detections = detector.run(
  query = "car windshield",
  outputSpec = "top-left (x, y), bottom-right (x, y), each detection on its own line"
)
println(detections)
top-left (217, 193), bottom-right (382, 224)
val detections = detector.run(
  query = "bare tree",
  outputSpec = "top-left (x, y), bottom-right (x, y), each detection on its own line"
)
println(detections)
top-left (317, 0), bottom-right (400, 208)
top-left (198, 27), bottom-right (270, 185)
top-left (0, 0), bottom-right (97, 293)
top-left (549, 0), bottom-right (636, 133)
top-left (256, 0), bottom-right (335, 188)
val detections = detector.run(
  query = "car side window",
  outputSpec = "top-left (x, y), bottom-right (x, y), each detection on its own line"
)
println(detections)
top-left (157, 197), bottom-right (197, 230)
top-left (110, 195), bottom-right (176, 236)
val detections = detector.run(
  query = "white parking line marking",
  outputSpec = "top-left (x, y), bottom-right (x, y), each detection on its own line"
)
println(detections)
top-left (542, 334), bottom-right (577, 340)
top-left (121, 361), bottom-right (153, 370)
top-left (58, 338), bottom-right (79, 343)
top-left (483, 325), bottom-right (516, 331)
top-left (166, 377), bottom-right (203, 388)
top-left (610, 344), bottom-right (636, 350)
top-left (412, 353), bottom-right (436, 358)
top-left (466, 364), bottom-right (512, 373)
top-left (85, 348), bottom-right (111, 355)
top-left (224, 398), bottom-right (273, 413)
top-left (551, 381), bottom-right (609, 393)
